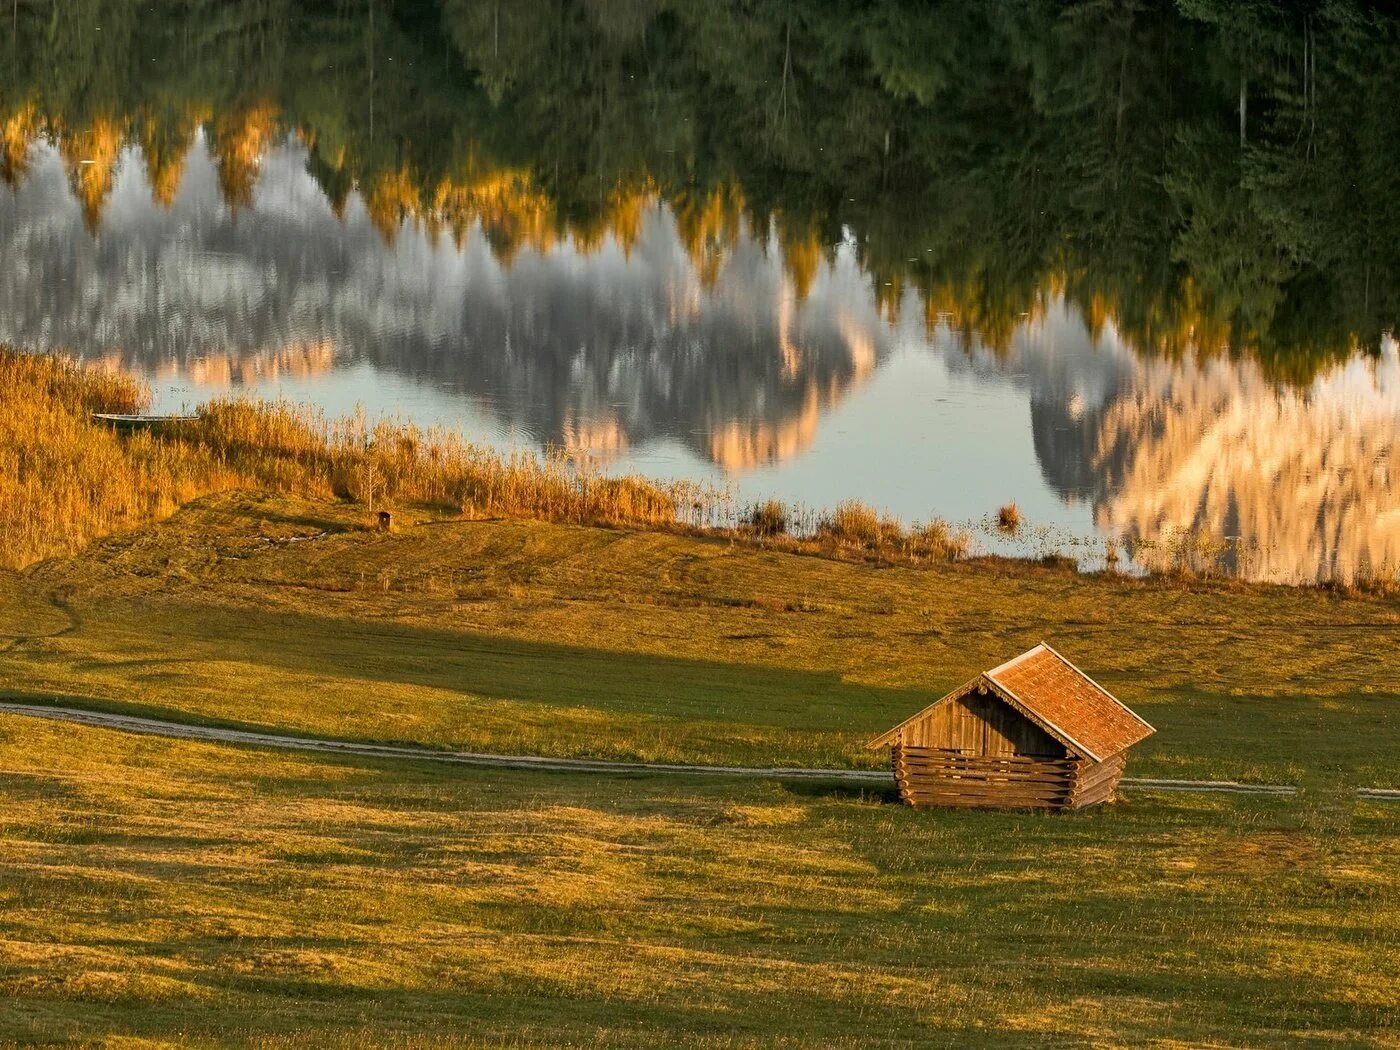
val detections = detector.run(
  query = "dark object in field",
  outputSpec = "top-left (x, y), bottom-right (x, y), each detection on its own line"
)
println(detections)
top-left (868, 643), bottom-right (1154, 810)
top-left (91, 413), bottom-right (198, 432)
top-left (376, 511), bottom-right (393, 531)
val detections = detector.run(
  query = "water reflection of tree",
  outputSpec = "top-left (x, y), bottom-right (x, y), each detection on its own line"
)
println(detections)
top-left (1, 0), bottom-right (1397, 379)
top-left (0, 135), bottom-right (887, 473)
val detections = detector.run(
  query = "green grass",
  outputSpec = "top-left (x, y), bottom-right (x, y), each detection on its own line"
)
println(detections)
top-left (1, 490), bottom-right (1398, 1045)
top-left (2, 491), bottom-right (1397, 786)
top-left (1, 714), bottom-right (1396, 1048)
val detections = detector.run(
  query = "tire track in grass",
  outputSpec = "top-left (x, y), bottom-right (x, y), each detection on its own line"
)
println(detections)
top-left (1, 701), bottom-right (1384, 799)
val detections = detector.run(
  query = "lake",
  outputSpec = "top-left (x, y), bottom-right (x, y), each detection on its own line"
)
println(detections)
top-left (2, 1), bottom-right (1397, 583)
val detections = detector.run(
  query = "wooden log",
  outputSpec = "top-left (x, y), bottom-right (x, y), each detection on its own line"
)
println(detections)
top-left (902, 774), bottom-right (1071, 791)
top-left (1072, 756), bottom-right (1126, 793)
top-left (900, 782), bottom-right (1066, 800)
top-left (902, 776), bottom-right (1125, 809)
top-left (900, 791), bottom-right (1065, 810)
top-left (901, 787), bottom-right (1070, 804)
top-left (1070, 769), bottom-right (1124, 808)
top-left (897, 747), bottom-right (1076, 809)
top-left (892, 741), bottom-right (1135, 811)
top-left (901, 782), bottom-right (1072, 802)
top-left (899, 769), bottom-right (1068, 784)
top-left (896, 750), bottom-right (1069, 767)
top-left (902, 773), bottom-right (1070, 789)
top-left (896, 754), bottom-right (1080, 774)
top-left (899, 748), bottom-right (1081, 771)
top-left (897, 765), bottom-right (1074, 784)
top-left (1065, 756), bottom-right (1127, 808)
top-left (897, 754), bottom-right (1076, 770)
top-left (1068, 756), bottom-right (1126, 794)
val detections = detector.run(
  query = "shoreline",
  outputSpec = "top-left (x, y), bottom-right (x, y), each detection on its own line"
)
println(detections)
top-left (4, 348), bottom-right (1398, 595)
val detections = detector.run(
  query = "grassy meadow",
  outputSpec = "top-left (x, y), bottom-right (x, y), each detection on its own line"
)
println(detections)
top-left (3, 491), bottom-right (1398, 785)
top-left (1, 714), bottom-right (1397, 1048)
top-left (0, 351), bottom-right (1398, 1045)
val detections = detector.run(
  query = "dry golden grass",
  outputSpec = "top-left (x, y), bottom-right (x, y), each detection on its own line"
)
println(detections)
top-left (0, 351), bottom-right (692, 569)
top-left (996, 501), bottom-right (1021, 534)
top-left (0, 350), bottom-right (982, 584)
top-left (743, 498), bottom-right (789, 537)
top-left (0, 354), bottom-right (239, 567)
top-left (819, 500), bottom-right (900, 550)
top-left (3, 491), bottom-right (1398, 786)
top-left (189, 399), bottom-right (686, 529)
top-left (909, 518), bottom-right (972, 561)
top-left (3, 350), bottom-right (972, 575)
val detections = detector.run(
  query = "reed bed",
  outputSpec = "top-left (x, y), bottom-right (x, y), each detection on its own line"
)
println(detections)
top-left (0, 351), bottom-right (978, 571)
top-left (186, 400), bottom-right (687, 528)
top-left (0, 353), bottom-right (703, 568)
top-left (6, 351), bottom-right (1389, 590)
top-left (744, 499), bottom-right (789, 537)
top-left (818, 500), bottom-right (892, 549)
top-left (0, 355), bottom-right (242, 568)
top-left (996, 501), bottom-right (1021, 534)
top-left (908, 518), bottom-right (973, 562)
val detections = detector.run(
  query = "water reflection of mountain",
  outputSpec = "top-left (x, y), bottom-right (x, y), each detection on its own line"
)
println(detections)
top-left (1008, 308), bottom-right (1400, 585)
top-left (0, 137), bottom-right (887, 468)
top-left (4, 129), bottom-right (1398, 584)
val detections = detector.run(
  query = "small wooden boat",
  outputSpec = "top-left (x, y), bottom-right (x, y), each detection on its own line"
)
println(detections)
top-left (91, 413), bottom-right (199, 432)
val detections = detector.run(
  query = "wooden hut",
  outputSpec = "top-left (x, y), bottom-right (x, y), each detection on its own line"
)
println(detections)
top-left (867, 643), bottom-right (1154, 810)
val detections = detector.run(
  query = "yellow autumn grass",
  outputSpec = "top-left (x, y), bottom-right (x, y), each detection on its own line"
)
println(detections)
top-left (4, 488), bottom-right (1398, 784)
top-left (0, 349), bottom-right (975, 573)
top-left (1, 713), bottom-right (1396, 1047)
top-left (0, 351), bottom-right (690, 568)
top-left (0, 353), bottom-right (237, 566)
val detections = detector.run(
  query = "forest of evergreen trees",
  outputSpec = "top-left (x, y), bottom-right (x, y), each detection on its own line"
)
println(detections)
top-left (3, 0), bottom-right (1397, 380)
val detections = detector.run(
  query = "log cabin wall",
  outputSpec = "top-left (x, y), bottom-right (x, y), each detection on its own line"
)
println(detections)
top-left (889, 686), bottom-right (1127, 810)
top-left (891, 744), bottom-right (1128, 810)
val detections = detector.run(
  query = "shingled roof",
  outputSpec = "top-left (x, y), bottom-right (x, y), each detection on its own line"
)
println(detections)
top-left (868, 643), bottom-right (1155, 761)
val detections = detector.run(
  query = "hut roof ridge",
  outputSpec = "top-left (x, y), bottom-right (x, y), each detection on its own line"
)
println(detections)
top-left (867, 643), bottom-right (1155, 760)
top-left (984, 642), bottom-right (1048, 678)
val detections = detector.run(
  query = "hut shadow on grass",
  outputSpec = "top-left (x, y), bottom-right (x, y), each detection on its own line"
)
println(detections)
top-left (777, 778), bottom-right (902, 804)
top-left (86, 603), bottom-right (941, 739)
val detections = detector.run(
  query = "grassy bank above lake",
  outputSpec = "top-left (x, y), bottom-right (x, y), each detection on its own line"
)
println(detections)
top-left (3, 490), bottom-right (1398, 787)
top-left (0, 351), bottom-right (689, 570)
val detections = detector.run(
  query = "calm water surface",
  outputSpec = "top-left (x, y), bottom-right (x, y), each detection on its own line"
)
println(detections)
top-left (2, 2), bottom-right (1398, 583)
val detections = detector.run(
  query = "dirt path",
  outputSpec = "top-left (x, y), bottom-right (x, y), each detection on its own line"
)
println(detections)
top-left (0, 702), bottom-right (1330, 796)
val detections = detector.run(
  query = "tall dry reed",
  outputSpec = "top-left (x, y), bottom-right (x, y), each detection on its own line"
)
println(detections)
top-left (12, 351), bottom-right (1379, 590)
top-left (0, 351), bottom-right (710, 568)
top-left (819, 500), bottom-right (903, 550)
top-left (0, 352), bottom-right (983, 571)
top-left (0, 354), bottom-right (250, 567)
